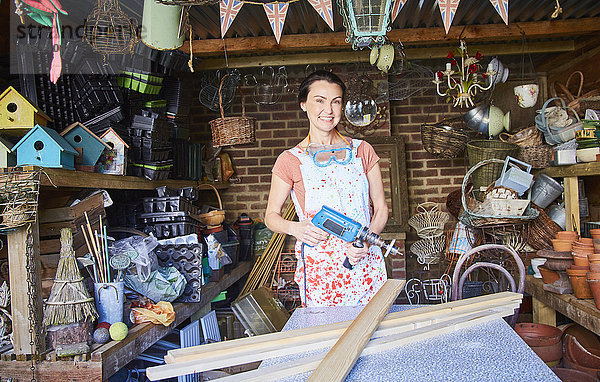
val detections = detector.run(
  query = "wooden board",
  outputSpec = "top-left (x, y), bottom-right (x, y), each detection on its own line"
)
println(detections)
top-left (0, 359), bottom-right (102, 381)
top-left (540, 161), bottom-right (600, 178)
top-left (308, 279), bottom-right (402, 381)
top-left (525, 276), bottom-right (600, 335)
top-left (7, 223), bottom-right (45, 356)
top-left (39, 193), bottom-right (104, 224)
top-left (39, 206), bottom-right (105, 238)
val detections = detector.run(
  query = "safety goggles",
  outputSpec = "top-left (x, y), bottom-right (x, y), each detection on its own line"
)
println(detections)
top-left (306, 141), bottom-right (353, 167)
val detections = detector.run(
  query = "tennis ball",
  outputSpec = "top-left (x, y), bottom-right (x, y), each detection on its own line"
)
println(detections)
top-left (97, 322), bottom-right (111, 330)
top-left (109, 322), bottom-right (128, 341)
top-left (93, 327), bottom-right (110, 344)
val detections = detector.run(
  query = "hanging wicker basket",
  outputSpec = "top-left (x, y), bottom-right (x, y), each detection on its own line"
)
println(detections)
top-left (459, 159), bottom-right (539, 227)
top-left (410, 235), bottom-right (445, 265)
top-left (499, 126), bottom-right (543, 147)
top-left (516, 145), bottom-right (554, 169)
top-left (420, 117), bottom-right (475, 159)
top-left (408, 202), bottom-right (450, 239)
top-left (209, 75), bottom-right (256, 147)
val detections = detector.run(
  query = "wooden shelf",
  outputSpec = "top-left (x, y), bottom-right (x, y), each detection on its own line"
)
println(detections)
top-left (539, 161), bottom-right (600, 178)
top-left (0, 260), bottom-right (253, 381)
top-left (38, 168), bottom-right (229, 191)
top-left (525, 275), bottom-right (600, 336)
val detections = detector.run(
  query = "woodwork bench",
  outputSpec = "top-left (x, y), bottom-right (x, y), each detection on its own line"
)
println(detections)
top-left (259, 304), bottom-right (559, 381)
top-left (525, 275), bottom-right (600, 335)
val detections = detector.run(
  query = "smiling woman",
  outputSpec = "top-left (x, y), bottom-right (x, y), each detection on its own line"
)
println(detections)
top-left (264, 70), bottom-right (389, 307)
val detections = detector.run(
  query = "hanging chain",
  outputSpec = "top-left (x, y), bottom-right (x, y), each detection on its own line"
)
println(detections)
top-left (25, 223), bottom-right (40, 382)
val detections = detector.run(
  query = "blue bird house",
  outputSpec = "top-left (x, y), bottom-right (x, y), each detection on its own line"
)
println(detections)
top-left (60, 122), bottom-right (111, 171)
top-left (13, 125), bottom-right (79, 170)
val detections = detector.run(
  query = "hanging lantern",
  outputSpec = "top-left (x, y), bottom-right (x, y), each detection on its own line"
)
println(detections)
top-left (337, 0), bottom-right (394, 50)
top-left (84, 0), bottom-right (138, 59)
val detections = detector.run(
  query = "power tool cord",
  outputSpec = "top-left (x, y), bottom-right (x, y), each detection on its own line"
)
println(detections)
top-left (301, 243), bottom-right (308, 307)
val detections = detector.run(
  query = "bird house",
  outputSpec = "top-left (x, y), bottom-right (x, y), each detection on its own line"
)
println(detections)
top-left (13, 125), bottom-right (79, 170)
top-left (98, 127), bottom-right (129, 175)
top-left (0, 86), bottom-right (52, 135)
top-left (60, 122), bottom-right (111, 171)
top-left (0, 136), bottom-right (16, 168)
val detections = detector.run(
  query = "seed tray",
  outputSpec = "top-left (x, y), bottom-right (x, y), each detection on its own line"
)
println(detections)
top-left (143, 221), bottom-right (199, 239)
top-left (154, 243), bottom-right (204, 302)
top-left (131, 146), bottom-right (171, 162)
top-left (138, 211), bottom-right (201, 224)
top-left (131, 161), bottom-right (173, 181)
top-left (156, 185), bottom-right (199, 201)
top-left (142, 196), bottom-right (200, 215)
top-left (129, 125), bottom-right (171, 142)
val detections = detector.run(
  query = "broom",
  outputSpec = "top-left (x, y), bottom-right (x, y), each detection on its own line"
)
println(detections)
top-left (43, 228), bottom-right (98, 327)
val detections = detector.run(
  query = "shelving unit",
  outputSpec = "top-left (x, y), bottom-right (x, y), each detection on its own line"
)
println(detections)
top-left (539, 162), bottom-right (600, 234)
top-left (0, 167), bottom-right (246, 381)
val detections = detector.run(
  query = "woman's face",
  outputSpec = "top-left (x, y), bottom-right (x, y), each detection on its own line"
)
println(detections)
top-left (300, 80), bottom-right (343, 133)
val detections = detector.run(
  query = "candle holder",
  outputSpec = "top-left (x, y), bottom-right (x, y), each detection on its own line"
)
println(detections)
top-left (433, 40), bottom-right (497, 108)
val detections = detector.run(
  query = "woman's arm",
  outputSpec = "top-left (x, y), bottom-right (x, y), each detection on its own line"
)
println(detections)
top-left (366, 162), bottom-right (388, 234)
top-left (265, 174), bottom-right (328, 246)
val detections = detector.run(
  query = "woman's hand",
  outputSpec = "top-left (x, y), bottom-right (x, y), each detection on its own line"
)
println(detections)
top-left (290, 220), bottom-right (329, 247)
top-left (345, 241), bottom-right (369, 265)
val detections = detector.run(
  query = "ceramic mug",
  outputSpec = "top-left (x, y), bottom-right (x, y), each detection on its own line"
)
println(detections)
top-left (514, 84), bottom-right (539, 108)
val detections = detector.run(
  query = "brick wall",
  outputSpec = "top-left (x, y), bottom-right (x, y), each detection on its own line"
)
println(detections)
top-left (187, 66), bottom-right (470, 279)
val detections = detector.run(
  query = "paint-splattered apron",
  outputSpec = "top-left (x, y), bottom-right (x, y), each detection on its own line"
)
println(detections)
top-left (289, 138), bottom-right (387, 306)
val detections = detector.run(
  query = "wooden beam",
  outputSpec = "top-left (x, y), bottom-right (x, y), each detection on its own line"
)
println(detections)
top-left (0, 359), bottom-right (102, 381)
top-left (532, 297), bottom-right (556, 327)
top-left (214, 308), bottom-right (515, 382)
top-left (184, 18), bottom-right (600, 56)
top-left (145, 299), bottom-right (521, 380)
top-left (538, 36), bottom-right (600, 75)
top-left (308, 279), bottom-right (404, 381)
top-left (197, 40), bottom-right (575, 70)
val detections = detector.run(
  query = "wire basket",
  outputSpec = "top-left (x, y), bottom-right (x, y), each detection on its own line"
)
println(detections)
top-left (466, 140), bottom-right (519, 196)
top-left (209, 75), bottom-right (256, 147)
top-left (408, 202), bottom-right (450, 239)
top-left (459, 159), bottom-right (539, 228)
top-left (420, 117), bottom-right (474, 158)
top-left (527, 203), bottom-right (561, 250)
top-left (516, 145), bottom-right (553, 169)
top-left (410, 235), bottom-right (445, 265)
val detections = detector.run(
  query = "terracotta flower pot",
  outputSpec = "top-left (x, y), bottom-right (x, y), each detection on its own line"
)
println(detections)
top-left (557, 231), bottom-right (579, 241)
top-left (539, 266), bottom-right (560, 284)
top-left (590, 228), bottom-right (600, 236)
top-left (590, 262), bottom-right (600, 273)
top-left (552, 239), bottom-right (573, 252)
top-left (564, 334), bottom-right (600, 369)
top-left (577, 238), bottom-right (594, 246)
top-left (552, 367), bottom-right (597, 382)
top-left (588, 272), bottom-right (600, 280)
top-left (567, 268), bottom-right (594, 299)
top-left (571, 265), bottom-right (590, 271)
top-left (573, 255), bottom-right (590, 267)
top-left (589, 254), bottom-right (600, 262)
top-left (562, 324), bottom-right (600, 351)
top-left (573, 248), bottom-right (594, 256)
top-left (514, 323), bottom-right (563, 363)
top-left (588, 279), bottom-right (600, 309)
top-left (593, 238), bottom-right (600, 253)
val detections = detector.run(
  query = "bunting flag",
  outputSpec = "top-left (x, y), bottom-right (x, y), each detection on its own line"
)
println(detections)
top-left (220, 0), bottom-right (244, 38)
top-left (438, 0), bottom-right (461, 34)
top-left (263, 2), bottom-right (289, 44)
top-left (489, 0), bottom-right (509, 25)
top-left (307, 0), bottom-right (334, 31)
top-left (391, 0), bottom-right (407, 23)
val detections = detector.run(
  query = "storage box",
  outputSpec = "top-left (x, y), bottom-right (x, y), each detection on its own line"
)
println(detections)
top-left (231, 286), bottom-right (290, 336)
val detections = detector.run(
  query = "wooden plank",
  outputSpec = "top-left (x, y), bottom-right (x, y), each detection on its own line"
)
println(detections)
top-left (214, 308), bottom-right (514, 382)
top-left (39, 207), bottom-right (105, 237)
top-left (8, 223), bottom-right (45, 356)
top-left (525, 276), bottom-right (600, 335)
top-left (308, 279), bottom-right (402, 381)
top-left (183, 18), bottom-right (600, 56)
top-left (539, 161), bottom-right (600, 178)
top-left (532, 297), bottom-right (556, 327)
top-left (91, 260), bottom-right (252, 380)
top-left (146, 300), bottom-right (520, 380)
top-left (39, 168), bottom-right (229, 191)
top-left (40, 238), bottom-right (88, 256)
top-left (564, 176), bottom-right (580, 234)
top-left (38, 193), bottom-right (104, 223)
top-left (197, 40), bottom-right (575, 70)
top-left (0, 359), bottom-right (102, 381)
top-left (165, 291), bottom-right (521, 363)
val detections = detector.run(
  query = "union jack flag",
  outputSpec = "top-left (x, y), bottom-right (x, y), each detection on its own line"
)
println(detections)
top-left (391, 0), bottom-right (407, 23)
top-left (263, 2), bottom-right (289, 44)
top-left (438, 0), bottom-right (461, 34)
top-left (220, 0), bottom-right (244, 38)
top-left (307, 0), bottom-right (334, 31)
top-left (489, 0), bottom-right (509, 25)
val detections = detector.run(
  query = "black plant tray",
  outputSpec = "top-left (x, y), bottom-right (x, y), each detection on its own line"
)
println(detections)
top-left (142, 196), bottom-right (199, 215)
top-left (131, 146), bottom-right (171, 162)
top-left (142, 221), bottom-right (199, 239)
top-left (155, 243), bottom-right (204, 303)
top-left (138, 211), bottom-right (201, 224)
top-left (156, 185), bottom-right (199, 201)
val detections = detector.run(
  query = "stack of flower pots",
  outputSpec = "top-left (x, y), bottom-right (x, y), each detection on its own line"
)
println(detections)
top-left (588, 229), bottom-right (600, 309)
top-left (567, 236), bottom-right (594, 299)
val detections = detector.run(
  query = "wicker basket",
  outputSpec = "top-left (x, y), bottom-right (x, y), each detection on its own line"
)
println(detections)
top-left (198, 184), bottom-right (225, 227)
top-left (516, 145), bottom-right (553, 169)
top-left (466, 140), bottom-right (519, 196)
top-left (209, 75), bottom-right (256, 147)
top-left (420, 117), bottom-right (474, 158)
top-left (527, 204), bottom-right (561, 250)
top-left (459, 159), bottom-right (539, 227)
top-left (551, 71), bottom-right (600, 115)
top-left (499, 126), bottom-right (543, 147)
top-left (408, 202), bottom-right (450, 239)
